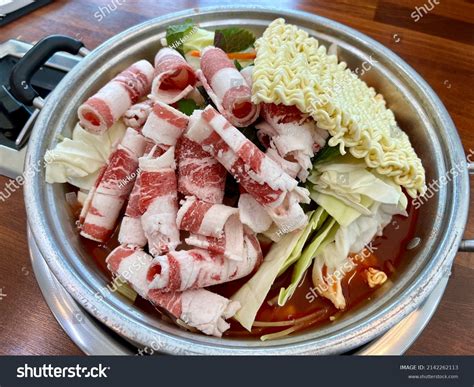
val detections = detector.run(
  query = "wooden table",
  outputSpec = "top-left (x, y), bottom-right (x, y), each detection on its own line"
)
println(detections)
top-left (0, 0), bottom-right (472, 355)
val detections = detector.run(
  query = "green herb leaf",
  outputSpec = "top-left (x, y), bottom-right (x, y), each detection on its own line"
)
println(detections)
top-left (234, 59), bottom-right (243, 71)
top-left (176, 98), bottom-right (199, 116)
top-left (312, 143), bottom-right (341, 165)
top-left (166, 19), bottom-right (195, 54)
top-left (214, 27), bottom-right (256, 53)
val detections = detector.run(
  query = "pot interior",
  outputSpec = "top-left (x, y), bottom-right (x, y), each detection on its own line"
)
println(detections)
top-left (28, 8), bottom-right (466, 354)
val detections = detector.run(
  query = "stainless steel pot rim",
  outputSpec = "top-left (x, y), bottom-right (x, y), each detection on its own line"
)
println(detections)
top-left (24, 6), bottom-right (469, 355)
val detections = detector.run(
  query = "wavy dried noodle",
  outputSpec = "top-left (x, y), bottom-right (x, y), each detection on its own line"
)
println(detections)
top-left (252, 19), bottom-right (426, 197)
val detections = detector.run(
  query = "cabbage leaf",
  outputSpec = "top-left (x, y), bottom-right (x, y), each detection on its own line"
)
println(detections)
top-left (307, 154), bottom-right (406, 227)
top-left (231, 207), bottom-right (333, 330)
top-left (182, 27), bottom-right (214, 53)
top-left (231, 229), bottom-right (305, 331)
top-left (45, 120), bottom-right (126, 190)
top-left (310, 191), bottom-right (370, 227)
top-left (277, 208), bottom-right (327, 276)
top-left (278, 217), bottom-right (337, 306)
top-left (166, 19), bottom-right (215, 54)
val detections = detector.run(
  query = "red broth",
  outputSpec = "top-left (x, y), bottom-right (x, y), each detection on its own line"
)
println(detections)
top-left (81, 198), bottom-right (418, 338)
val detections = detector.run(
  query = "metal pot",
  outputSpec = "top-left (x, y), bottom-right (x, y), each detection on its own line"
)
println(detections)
top-left (13, 6), bottom-right (473, 355)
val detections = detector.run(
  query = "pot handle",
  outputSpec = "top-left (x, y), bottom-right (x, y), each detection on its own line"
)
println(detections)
top-left (9, 35), bottom-right (89, 109)
top-left (459, 162), bottom-right (474, 252)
